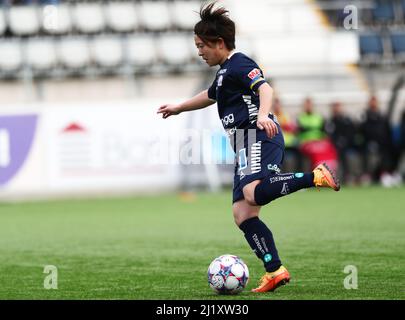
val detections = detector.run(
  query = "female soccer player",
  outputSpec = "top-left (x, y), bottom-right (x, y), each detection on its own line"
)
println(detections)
top-left (157, 2), bottom-right (340, 293)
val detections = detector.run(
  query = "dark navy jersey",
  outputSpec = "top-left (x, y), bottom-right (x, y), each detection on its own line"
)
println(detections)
top-left (208, 52), bottom-right (283, 147)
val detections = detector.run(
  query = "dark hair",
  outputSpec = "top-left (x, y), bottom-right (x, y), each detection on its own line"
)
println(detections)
top-left (194, 2), bottom-right (235, 50)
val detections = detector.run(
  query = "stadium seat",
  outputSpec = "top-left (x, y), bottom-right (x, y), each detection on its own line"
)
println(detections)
top-left (390, 32), bottom-right (405, 61)
top-left (289, 6), bottom-right (323, 33)
top-left (0, 40), bottom-right (23, 72)
top-left (8, 6), bottom-right (41, 36)
top-left (72, 3), bottom-right (105, 34)
top-left (235, 36), bottom-right (256, 59)
top-left (91, 36), bottom-right (124, 68)
top-left (329, 32), bottom-right (360, 64)
top-left (126, 35), bottom-right (158, 67)
top-left (0, 9), bottom-right (5, 36)
top-left (171, 1), bottom-right (200, 30)
top-left (25, 38), bottom-right (57, 70)
top-left (373, 0), bottom-right (395, 23)
top-left (57, 37), bottom-right (91, 69)
top-left (359, 33), bottom-right (384, 56)
top-left (157, 33), bottom-right (192, 66)
top-left (139, 1), bottom-right (171, 31)
top-left (403, 0), bottom-right (405, 18)
top-left (40, 4), bottom-right (73, 34)
top-left (105, 1), bottom-right (138, 33)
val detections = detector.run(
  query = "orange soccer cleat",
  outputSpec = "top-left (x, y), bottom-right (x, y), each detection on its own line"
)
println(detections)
top-left (313, 163), bottom-right (340, 191)
top-left (252, 266), bottom-right (290, 293)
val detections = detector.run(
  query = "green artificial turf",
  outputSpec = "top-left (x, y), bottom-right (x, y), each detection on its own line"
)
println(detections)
top-left (0, 186), bottom-right (404, 300)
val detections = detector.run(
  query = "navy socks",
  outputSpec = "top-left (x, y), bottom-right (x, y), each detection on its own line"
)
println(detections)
top-left (239, 217), bottom-right (281, 272)
top-left (254, 172), bottom-right (314, 206)
top-left (238, 173), bottom-right (314, 272)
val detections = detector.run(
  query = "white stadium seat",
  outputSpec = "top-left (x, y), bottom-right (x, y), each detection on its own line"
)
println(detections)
top-left (0, 9), bottom-right (6, 35)
top-left (91, 37), bottom-right (123, 68)
top-left (139, 1), bottom-right (171, 31)
top-left (235, 36), bottom-right (256, 59)
top-left (25, 39), bottom-right (57, 70)
top-left (105, 2), bottom-right (138, 32)
top-left (126, 35), bottom-right (158, 67)
top-left (57, 37), bottom-right (91, 69)
top-left (0, 41), bottom-right (23, 71)
top-left (171, 1), bottom-right (201, 30)
top-left (157, 34), bottom-right (192, 65)
top-left (72, 3), bottom-right (105, 34)
top-left (289, 7), bottom-right (325, 33)
top-left (8, 6), bottom-right (40, 36)
top-left (41, 4), bottom-right (73, 34)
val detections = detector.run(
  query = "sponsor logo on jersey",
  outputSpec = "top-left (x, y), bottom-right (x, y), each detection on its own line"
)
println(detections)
top-left (248, 68), bottom-right (261, 80)
top-left (226, 126), bottom-right (237, 137)
top-left (221, 113), bottom-right (234, 126)
top-left (267, 164), bottom-right (281, 173)
top-left (270, 174), bottom-right (294, 183)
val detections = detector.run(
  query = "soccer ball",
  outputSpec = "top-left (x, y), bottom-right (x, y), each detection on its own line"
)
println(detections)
top-left (207, 254), bottom-right (249, 294)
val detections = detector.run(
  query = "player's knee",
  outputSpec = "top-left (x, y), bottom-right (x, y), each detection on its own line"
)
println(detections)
top-left (243, 189), bottom-right (257, 206)
top-left (242, 181), bottom-right (260, 206)
top-left (232, 209), bottom-right (244, 226)
top-left (233, 210), bottom-right (257, 227)
top-left (232, 207), bottom-right (253, 226)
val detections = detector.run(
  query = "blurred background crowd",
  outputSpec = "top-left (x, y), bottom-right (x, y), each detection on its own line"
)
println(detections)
top-left (274, 94), bottom-right (405, 187)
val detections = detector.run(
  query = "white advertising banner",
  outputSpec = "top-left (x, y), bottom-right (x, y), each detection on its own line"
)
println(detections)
top-left (43, 100), bottom-right (186, 193)
top-left (0, 99), bottom-right (190, 199)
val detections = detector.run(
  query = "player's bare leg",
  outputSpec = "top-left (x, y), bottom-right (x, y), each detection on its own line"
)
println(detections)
top-left (232, 198), bottom-right (261, 227)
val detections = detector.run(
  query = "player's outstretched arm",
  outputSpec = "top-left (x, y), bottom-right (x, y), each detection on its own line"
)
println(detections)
top-left (157, 89), bottom-right (215, 119)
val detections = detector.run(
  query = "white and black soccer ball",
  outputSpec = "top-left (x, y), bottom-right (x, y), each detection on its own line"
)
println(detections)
top-left (207, 254), bottom-right (249, 294)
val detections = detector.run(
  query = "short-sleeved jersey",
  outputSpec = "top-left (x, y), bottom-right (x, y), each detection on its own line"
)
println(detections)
top-left (208, 52), bottom-right (283, 148)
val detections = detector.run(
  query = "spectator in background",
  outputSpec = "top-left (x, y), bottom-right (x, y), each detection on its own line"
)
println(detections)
top-left (297, 97), bottom-right (338, 172)
top-left (389, 109), bottom-right (405, 186)
top-left (399, 109), bottom-right (405, 180)
top-left (360, 95), bottom-right (400, 186)
top-left (273, 97), bottom-right (301, 172)
top-left (325, 102), bottom-right (360, 184)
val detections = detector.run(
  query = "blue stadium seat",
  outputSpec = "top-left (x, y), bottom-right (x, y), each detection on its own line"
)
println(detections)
top-left (390, 32), bottom-right (405, 57)
top-left (359, 34), bottom-right (384, 56)
top-left (403, 0), bottom-right (405, 18)
top-left (373, 0), bottom-right (395, 23)
top-left (0, 8), bottom-right (5, 35)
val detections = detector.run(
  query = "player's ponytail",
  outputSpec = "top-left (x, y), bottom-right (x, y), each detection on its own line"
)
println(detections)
top-left (194, 1), bottom-right (236, 50)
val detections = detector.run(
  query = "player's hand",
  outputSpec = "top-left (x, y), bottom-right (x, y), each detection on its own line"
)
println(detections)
top-left (257, 115), bottom-right (279, 139)
top-left (157, 104), bottom-right (182, 119)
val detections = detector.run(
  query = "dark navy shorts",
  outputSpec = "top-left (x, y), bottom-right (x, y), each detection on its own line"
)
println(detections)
top-left (232, 128), bottom-right (285, 204)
